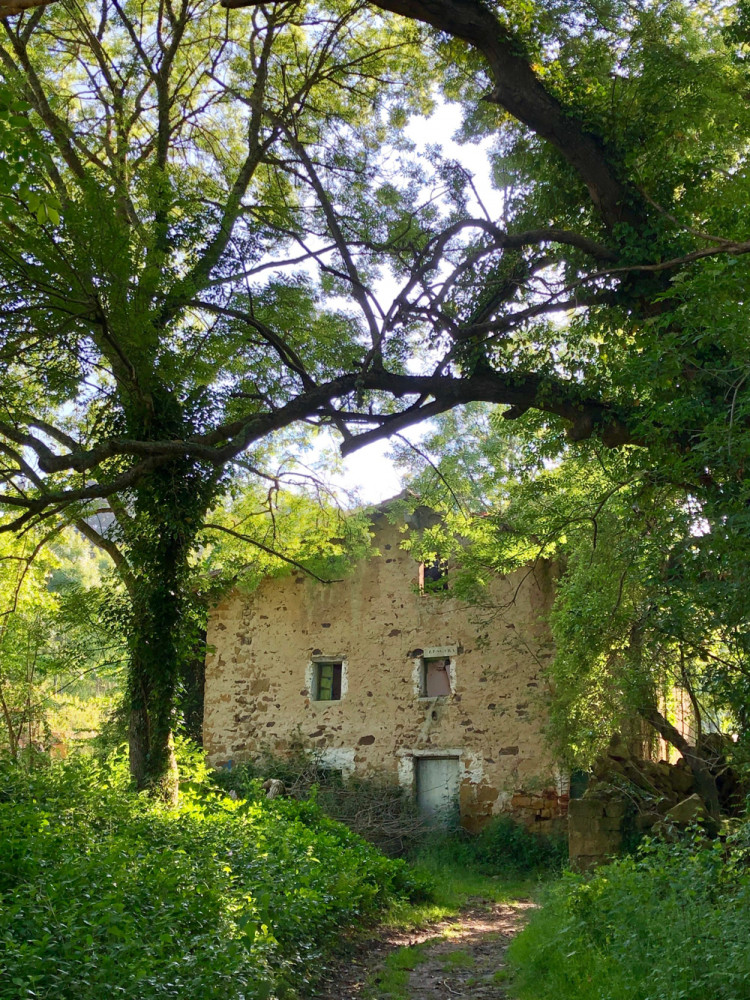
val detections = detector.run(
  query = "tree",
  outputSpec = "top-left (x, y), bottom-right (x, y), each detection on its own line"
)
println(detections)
top-left (390, 406), bottom-right (750, 816)
top-left (0, 526), bottom-right (124, 758)
top-left (2, 0), bottom-right (750, 795)
top-left (0, 0), bottom-right (444, 795)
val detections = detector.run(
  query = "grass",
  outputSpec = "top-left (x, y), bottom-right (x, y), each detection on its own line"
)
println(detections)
top-left (357, 846), bottom-right (553, 999)
top-left (439, 949), bottom-right (475, 970)
top-left (364, 942), bottom-right (433, 999)
top-left (507, 831), bottom-right (750, 1000)
top-left (381, 838), bottom-right (547, 931)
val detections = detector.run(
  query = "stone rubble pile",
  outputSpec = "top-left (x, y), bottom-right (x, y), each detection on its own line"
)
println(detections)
top-left (568, 732), bottom-right (744, 869)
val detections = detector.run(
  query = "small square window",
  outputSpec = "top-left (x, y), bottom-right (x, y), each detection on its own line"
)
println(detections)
top-left (419, 558), bottom-right (449, 594)
top-left (420, 657), bottom-right (452, 697)
top-left (314, 660), bottom-right (342, 701)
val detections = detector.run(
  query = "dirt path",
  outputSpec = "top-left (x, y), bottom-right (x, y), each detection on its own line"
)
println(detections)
top-left (311, 898), bottom-right (535, 999)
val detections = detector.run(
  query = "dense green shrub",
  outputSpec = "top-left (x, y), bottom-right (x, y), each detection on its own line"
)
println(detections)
top-left (472, 816), bottom-right (568, 871)
top-left (0, 751), bottom-right (425, 1000)
top-left (411, 816), bottom-right (567, 876)
top-left (508, 829), bottom-right (750, 1000)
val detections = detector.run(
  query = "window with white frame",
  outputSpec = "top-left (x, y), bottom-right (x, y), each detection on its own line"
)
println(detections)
top-left (419, 656), bottom-right (452, 697)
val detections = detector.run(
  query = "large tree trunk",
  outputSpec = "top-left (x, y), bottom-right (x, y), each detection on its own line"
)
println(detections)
top-left (127, 545), bottom-right (186, 803)
top-left (122, 387), bottom-right (217, 801)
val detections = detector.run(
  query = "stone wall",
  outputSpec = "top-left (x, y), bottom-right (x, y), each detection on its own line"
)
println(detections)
top-left (568, 797), bottom-right (626, 870)
top-left (567, 732), bottom-right (737, 868)
top-left (511, 790), bottom-right (569, 834)
top-left (204, 510), bottom-right (561, 831)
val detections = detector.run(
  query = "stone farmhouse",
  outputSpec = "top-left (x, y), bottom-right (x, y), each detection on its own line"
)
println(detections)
top-left (203, 505), bottom-right (569, 832)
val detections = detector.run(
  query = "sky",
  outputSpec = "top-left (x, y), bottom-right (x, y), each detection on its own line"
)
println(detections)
top-left (320, 103), bottom-right (497, 503)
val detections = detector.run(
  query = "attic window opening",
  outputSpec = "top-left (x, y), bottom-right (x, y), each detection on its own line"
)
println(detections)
top-left (419, 558), bottom-right (448, 594)
top-left (314, 660), bottom-right (342, 701)
top-left (421, 657), bottom-right (452, 698)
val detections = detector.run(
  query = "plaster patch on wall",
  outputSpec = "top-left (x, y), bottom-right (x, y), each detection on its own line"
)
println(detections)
top-left (397, 752), bottom-right (414, 791)
top-left (553, 765), bottom-right (571, 796)
top-left (411, 657), bottom-right (423, 697)
top-left (493, 789), bottom-right (512, 813)
top-left (462, 751), bottom-right (485, 786)
top-left (316, 746), bottom-right (356, 777)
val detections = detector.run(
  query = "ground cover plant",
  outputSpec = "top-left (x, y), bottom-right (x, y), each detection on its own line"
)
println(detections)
top-left (0, 751), bottom-right (426, 1000)
top-left (508, 828), bottom-right (750, 1000)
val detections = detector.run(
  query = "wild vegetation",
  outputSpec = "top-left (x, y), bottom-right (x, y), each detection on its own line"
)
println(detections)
top-left (509, 828), bottom-right (750, 1000)
top-left (1, 0), bottom-right (750, 797)
top-left (0, 529), bottom-right (125, 758)
top-left (0, 747), bottom-right (429, 1000)
top-left (2, 0), bottom-right (750, 995)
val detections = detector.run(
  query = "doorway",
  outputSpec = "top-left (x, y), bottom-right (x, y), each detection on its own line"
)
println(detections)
top-left (415, 756), bottom-right (460, 824)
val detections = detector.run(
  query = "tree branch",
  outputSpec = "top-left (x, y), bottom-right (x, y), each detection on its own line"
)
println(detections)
top-left (73, 517), bottom-right (135, 597)
top-left (202, 522), bottom-right (341, 584)
top-left (362, 0), bottom-right (639, 230)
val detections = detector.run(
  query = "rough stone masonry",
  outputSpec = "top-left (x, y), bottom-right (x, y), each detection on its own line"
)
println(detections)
top-left (203, 508), bottom-right (567, 831)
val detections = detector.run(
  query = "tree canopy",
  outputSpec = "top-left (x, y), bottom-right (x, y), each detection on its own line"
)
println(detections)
top-left (2, 0), bottom-right (750, 791)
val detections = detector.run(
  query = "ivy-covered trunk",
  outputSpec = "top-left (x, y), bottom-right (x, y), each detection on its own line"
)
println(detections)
top-left (122, 389), bottom-right (217, 800)
top-left (127, 517), bottom-right (190, 802)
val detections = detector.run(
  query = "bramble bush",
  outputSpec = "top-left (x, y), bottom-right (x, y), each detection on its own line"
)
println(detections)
top-left (0, 748), bottom-right (428, 1000)
top-left (508, 828), bottom-right (750, 1000)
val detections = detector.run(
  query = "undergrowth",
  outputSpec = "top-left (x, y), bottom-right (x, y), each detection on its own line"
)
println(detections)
top-left (0, 748), bottom-right (428, 1000)
top-left (411, 816), bottom-right (567, 874)
top-left (508, 828), bottom-right (750, 1000)
top-left (213, 750), bottom-right (429, 856)
top-left (380, 819), bottom-right (560, 931)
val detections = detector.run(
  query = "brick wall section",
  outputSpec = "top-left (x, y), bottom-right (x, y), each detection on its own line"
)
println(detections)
top-left (204, 512), bottom-right (561, 831)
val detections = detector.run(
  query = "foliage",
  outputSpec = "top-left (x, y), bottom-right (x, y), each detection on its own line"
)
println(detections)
top-left (508, 828), bottom-right (750, 1000)
top-left (0, 0), bottom-right (435, 788)
top-left (214, 747), bottom-right (435, 857)
top-left (0, 749), bottom-right (423, 1000)
top-left (4, 0), bottom-right (750, 790)
top-left (195, 484), bottom-right (376, 599)
top-left (394, 401), bottom-right (750, 780)
top-left (411, 818), bottom-right (567, 876)
top-left (0, 528), bottom-right (126, 758)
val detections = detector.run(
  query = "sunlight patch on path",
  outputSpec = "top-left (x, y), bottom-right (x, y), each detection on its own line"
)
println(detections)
top-left (311, 898), bottom-right (535, 1000)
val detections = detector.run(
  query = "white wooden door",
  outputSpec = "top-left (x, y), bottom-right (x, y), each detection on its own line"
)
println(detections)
top-left (416, 756), bottom-right (460, 823)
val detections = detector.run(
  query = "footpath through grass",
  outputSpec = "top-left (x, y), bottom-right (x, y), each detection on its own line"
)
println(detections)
top-left (369, 861), bottom-right (540, 1000)
top-left (349, 827), bottom-right (562, 1000)
top-left (383, 845), bottom-right (544, 931)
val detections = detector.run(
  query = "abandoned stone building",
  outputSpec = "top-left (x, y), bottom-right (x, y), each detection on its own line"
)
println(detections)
top-left (203, 506), bottom-right (568, 831)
